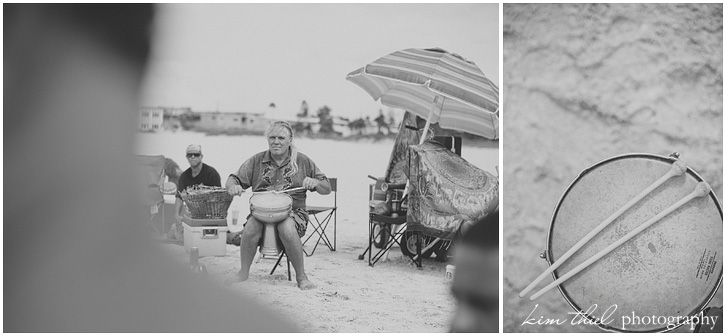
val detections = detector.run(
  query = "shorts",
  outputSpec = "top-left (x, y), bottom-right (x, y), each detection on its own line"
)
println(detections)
top-left (246, 208), bottom-right (309, 238)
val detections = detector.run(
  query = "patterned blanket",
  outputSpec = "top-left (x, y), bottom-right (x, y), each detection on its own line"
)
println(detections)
top-left (406, 141), bottom-right (498, 240)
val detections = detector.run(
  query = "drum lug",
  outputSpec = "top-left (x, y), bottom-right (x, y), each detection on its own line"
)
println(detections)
top-left (539, 251), bottom-right (547, 259)
top-left (669, 152), bottom-right (680, 159)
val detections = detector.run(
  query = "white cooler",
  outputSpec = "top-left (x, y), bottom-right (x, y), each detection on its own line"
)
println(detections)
top-left (182, 223), bottom-right (228, 257)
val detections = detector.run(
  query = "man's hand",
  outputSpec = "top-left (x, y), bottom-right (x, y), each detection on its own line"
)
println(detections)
top-left (228, 185), bottom-right (245, 196)
top-left (175, 213), bottom-right (183, 224)
top-left (302, 177), bottom-right (320, 191)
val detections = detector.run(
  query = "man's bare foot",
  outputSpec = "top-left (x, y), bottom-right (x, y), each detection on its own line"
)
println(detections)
top-left (297, 277), bottom-right (315, 290)
top-left (224, 271), bottom-right (249, 285)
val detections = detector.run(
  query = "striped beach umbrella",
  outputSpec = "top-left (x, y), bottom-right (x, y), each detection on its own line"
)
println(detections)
top-left (346, 48), bottom-right (499, 141)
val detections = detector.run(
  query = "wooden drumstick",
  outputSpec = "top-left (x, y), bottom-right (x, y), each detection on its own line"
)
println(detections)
top-left (529, 181), bottom-right (711, 301)
top-left (519, 160), bottom-right (687, 298)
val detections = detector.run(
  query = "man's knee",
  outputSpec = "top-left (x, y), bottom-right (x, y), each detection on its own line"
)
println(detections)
top-left (242, 219), bottom-right (263, 240)
top-left (277, 219), bottom-right (299, 240)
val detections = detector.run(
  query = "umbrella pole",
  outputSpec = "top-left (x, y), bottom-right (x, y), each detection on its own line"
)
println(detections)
top-left (418, 116), bottom-right (433, 145)
top-left (413, 96), bottom-right (443, 256)
top-left (418, 95), bottom-right (443, 145)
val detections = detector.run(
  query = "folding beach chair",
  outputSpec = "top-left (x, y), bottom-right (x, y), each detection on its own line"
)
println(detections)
top-left (135, 155), bottom-right (166, 235)
top-left (364, 213), bottom-right (422, 268)
top-left (302, 178), bottom-right (338, 256)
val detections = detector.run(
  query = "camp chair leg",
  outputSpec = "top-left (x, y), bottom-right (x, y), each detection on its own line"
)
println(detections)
top-left (368, 224), bottom-right (425, 269)
top-left (302, 177), bottom-right (338, 256)
top-left (366, 216), bottom-right (374, 265)
top-left (302, 210), bottom-right (336, 257)
top-left (381, 223), bottom-right (402, 262)
top-left (309, 212), bottom-right (334, 255)
top-left (369, 235), bottom-right (392, 266)
top-left (322, 211), bottom-right (336, 250)
top-left (270, 251), bottom-right (291, 281)
top-left (368, 223), bottom-right (374, 266)
top-left (270, 253), bottom-right (282, 275)
top-left (365, 213), bottom-right (410, 267)
top-left (369, 223), bottom-right (407, 266)
top-left (370, 225), bottom-right (401, 266)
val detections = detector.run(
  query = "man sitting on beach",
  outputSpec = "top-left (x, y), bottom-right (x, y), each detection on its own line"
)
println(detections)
top-left (449, 210), bottom-right (499, 332)
top-left (169, 144), bottom-right (222, 239)
top-left (226, 121), bottom-right (331, 290)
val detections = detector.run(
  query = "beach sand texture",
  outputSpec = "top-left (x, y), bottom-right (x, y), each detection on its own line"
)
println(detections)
top-left (503, 4), bottom-right (722, 333)
top-left (136, 131), bottom-right (498, 332)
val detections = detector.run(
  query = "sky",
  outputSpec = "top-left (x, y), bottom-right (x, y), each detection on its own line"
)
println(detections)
top-left (140, 3), bottom-right (499, 121)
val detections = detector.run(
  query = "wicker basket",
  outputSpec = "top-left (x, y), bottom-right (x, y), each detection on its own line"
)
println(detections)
top-left (181, 187), bottom-right (234, 219)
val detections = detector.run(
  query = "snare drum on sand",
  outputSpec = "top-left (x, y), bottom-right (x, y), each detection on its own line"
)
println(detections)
top-left (545, 153), bottom-right (722, 332)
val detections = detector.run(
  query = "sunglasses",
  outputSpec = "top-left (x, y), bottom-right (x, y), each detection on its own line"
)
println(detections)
top-left (186, 153), bottom-right (201, 158)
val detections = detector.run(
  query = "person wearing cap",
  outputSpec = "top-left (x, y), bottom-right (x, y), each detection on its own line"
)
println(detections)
top-left (170, 144), bottom-right (222, 239)
top-left (225, 121), bottom-right (330, 290)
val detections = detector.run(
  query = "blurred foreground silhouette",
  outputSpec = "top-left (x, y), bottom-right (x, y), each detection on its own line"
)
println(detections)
top-left (4, 4), bottom-right (295, 332)
top-left (449, 211), bottom-right (499, 332)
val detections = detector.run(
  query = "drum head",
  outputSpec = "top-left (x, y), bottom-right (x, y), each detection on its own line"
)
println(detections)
top-left (250, 193), bottom-right (292, 210)
top-left (547, 154), bottom-right (722, 332)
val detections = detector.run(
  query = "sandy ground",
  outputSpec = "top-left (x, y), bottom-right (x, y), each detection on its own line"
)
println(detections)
top-left (136, 131), bottom-right (498, 332)
top-left (503, 4), bottom-right (723, 333)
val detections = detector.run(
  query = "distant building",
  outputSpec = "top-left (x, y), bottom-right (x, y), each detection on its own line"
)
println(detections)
top-left (138, 107), bottom-right (164, 131)
top-left (196, 112), bottom-right (268, 133)
top-left (165, 107), bottom-right (191, 118)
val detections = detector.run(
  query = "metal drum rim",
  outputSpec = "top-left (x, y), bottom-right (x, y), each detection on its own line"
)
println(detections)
top-left (544, 152), bottom-right (723, 332)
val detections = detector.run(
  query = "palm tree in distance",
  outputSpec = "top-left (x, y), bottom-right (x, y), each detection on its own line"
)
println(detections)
top-left (316, 105), bottom-right (335, 134)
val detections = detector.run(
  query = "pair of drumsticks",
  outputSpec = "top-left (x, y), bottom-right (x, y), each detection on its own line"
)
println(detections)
top-left (520, 160), bottom-right (711, 301)
top-left (252, 186), bottom-right (306, 195)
